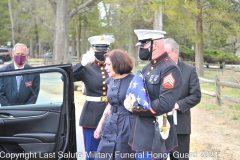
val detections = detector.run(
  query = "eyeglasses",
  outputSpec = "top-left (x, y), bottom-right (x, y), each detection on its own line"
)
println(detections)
top-left (141, 41), bottom-right (150, 45)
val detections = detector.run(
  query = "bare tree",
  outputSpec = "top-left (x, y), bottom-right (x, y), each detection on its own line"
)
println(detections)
top-left (195, 0), bottom-right (204, 76)
top-left (50, 0), bottom-right (101, 63)
top-left (8, 0), bottom-right (15, 46)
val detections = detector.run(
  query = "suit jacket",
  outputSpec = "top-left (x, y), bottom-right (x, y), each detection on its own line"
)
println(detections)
top-left (176, 60), bottom-right (201, 134)
top-left (0, 63), bottom-right (40, 106)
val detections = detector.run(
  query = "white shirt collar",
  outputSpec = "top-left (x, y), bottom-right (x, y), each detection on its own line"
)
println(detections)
top-left (14, 63), bottom-right (25, 69)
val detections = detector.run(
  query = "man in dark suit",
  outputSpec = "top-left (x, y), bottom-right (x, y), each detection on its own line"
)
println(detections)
top-left (0, 43), bottom-right (40, 106)
top-left (164, 38), bottom-right (201, 160)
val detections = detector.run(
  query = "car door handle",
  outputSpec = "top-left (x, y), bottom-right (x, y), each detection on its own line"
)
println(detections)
top-left (0, 114), bottom-right (14, 119)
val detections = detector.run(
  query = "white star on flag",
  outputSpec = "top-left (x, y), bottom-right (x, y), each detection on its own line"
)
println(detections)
top-left (132, 81), bottom-right (138, 89)
top-left (126, 70), bottom-right (151, 110)
top-left (141, 86), bottom-right (146, 92)
top-left (137, 95), bottom-right (141, 103)
top-left (143, 100), bottom-right (149, 107)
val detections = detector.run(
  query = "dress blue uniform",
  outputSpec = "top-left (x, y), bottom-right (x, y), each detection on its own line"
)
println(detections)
top-left (72, 35), bottom-right (114, 160)
top-left (128, 30), bottom-right (182, 160)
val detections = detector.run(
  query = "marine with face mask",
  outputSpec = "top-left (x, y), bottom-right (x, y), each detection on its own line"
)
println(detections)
top-left (0, 43), bottom-right (40, 106)
top-left (72, 35), bottom-right (114, 160)
top-left (125, 30), bottom-right (182, 160)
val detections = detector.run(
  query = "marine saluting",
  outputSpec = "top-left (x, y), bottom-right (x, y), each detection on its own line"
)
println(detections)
top-left (72, 35), bottom-right (114, 160)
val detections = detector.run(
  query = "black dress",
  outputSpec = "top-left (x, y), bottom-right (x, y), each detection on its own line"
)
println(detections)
top-left (96, 73), bottom-right (135, 160)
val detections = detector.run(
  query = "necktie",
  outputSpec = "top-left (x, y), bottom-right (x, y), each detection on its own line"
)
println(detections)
top-left (16, 76), bottom-right (22, 92)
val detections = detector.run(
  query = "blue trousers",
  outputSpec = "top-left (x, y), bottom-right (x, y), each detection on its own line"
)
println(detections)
top-left (136, 151), bottom-right (167, 160)
top-left (83, 127), bottom-right (100, 160)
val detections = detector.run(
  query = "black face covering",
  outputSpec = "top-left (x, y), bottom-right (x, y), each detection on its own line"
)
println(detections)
top-left (139, 48), bottom-right (151, 60)
top-left (95, 52), bottom-right (107, 61)
top-left (139, 40), bottom-right (153, 60)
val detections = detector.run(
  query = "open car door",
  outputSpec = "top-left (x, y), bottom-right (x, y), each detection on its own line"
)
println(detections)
top-left (0, 64), bottom-right (76, 160)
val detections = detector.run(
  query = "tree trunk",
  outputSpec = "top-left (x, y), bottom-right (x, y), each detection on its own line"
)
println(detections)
top-left (80, 16), bottom-right (88, 56)
top-left (8, 0), bottom-right (15, 46)
top-left (71, 40), bottom-right (76, 56)
top-left (154, 6), bottom-right (163, 30)
top-left (54, 0), bottom-right (69, 64)
top-left (76, 17), bottom-right (80, 61)
top-left (30, 39), bottom-right (33, 57)
top-left (34, 21), bottom-right (39, 58)
top-left (195, 0), bottom-right (204, 76)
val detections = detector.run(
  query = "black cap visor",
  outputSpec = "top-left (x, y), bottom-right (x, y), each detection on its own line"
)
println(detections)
top-left (93, 44), bottom-right (109, 51)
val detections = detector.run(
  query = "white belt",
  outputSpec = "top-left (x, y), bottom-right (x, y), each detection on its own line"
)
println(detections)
top-left (86, 96), bottom-right (108, 102)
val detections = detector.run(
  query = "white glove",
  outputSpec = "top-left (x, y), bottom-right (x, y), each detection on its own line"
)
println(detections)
top-left (124, 93), bottom-right (136, 112)
top-left (81, 50), bottom-right (95, 66)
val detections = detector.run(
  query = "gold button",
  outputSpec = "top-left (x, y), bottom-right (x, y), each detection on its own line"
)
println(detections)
top-left (102, 76), bottom-right (105, 78)
top-left (102, 72), bottom-right (104, 74)
top-left (103, 81), bottom-right (105, 84)
top-left (101, 67), bottom-right (104, 70)
top-left (154, 60), bottom-right (156, 63)
top-left (103, 87), bottom-right (106, 90)
top-left (153, 121), bottom-right (155, 123)
top-left (151, 67), bottom-right (153, 70)
top-left (147, 72), bottom-right (150, 75)
top-left (103, 92), bottom-right (106, 95)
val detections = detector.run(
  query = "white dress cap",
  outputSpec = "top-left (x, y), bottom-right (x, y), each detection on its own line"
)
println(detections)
top-left (134, 29), bottom-right (166, 46)
top-left (88, 35), bottom-right (115, 46)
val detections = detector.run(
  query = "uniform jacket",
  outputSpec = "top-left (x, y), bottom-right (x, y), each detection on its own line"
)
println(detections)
top-left (175, 60), bottom-right (201, 134)
top-left (128, 52), bottom-right (182, 152)
top-left (73, 60), bottom-right (108, 128)
top-left (0, 63), bottom-right (40, 106)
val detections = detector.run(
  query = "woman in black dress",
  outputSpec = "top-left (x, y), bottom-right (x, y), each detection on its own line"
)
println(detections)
top-left (94, 49), bottom-right (135, 160)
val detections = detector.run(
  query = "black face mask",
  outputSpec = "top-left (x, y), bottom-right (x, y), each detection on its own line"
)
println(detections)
top-left (95, 52), bottom-right (107, 61)
top-left (139, 48), bottom-right (151, 60)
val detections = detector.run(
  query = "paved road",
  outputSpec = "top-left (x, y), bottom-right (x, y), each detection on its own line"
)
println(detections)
top-left (74, 90), bottom-right (86, 160)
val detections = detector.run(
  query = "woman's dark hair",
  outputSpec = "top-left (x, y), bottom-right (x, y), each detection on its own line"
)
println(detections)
top-left (104, 49), bottom-right (134, 75)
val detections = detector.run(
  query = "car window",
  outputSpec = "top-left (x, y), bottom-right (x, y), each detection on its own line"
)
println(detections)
top-left (0, 48), bottom-right (9, 52)
top-left (37, 72), bottom-right (63, 104)
top-left (0, 72), bottom-right (64, 107)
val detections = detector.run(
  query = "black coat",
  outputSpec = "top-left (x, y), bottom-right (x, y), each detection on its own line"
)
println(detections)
top-left (175, 60), bottom-right (201, 134)
top-left (128, 52), bottom-right (182, 153)
top-left (73, 60), bottom-right (108, 128)
top-left (0, 63), bottom-right (40, 106)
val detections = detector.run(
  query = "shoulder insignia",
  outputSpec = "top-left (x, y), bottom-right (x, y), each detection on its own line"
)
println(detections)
top-left (162, 72), bottom-right (175, 89)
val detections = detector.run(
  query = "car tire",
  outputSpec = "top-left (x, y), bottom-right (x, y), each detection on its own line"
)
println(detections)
top-left (0, 58), bottom-right (5, 64)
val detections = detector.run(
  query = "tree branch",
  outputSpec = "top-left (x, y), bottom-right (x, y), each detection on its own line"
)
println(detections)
top-left (68, 0), bottom-right (102, 19)
top-left (48, 0), bottom-right (57, 15)
top-left (23, 9), bottom-right (55, 31)
top-left (142, 15), bottom-right (153, 23)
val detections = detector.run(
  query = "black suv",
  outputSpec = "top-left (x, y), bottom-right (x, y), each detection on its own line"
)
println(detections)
top-left (0, 48), bottom-right (12, 64)
top-left (0, 64), bottom-right (76, 159)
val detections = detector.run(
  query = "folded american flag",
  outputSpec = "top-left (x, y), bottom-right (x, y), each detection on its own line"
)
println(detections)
top-left (126, 70), bottom-right (151, 110)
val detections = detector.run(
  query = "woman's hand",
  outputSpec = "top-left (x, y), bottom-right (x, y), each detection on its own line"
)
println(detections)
top-left (94, 124), bottom-right (102, 139)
